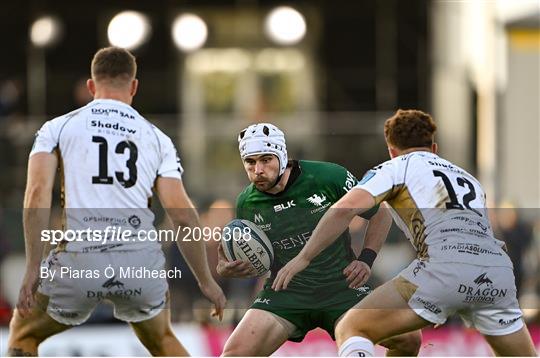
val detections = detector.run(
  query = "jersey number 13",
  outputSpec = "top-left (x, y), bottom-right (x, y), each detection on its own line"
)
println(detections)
top-left (92, 135), bottom-right (138, 188)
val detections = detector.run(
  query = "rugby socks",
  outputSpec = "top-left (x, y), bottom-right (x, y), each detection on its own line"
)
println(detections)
top-left (338, 336), bottom-right (375, 357)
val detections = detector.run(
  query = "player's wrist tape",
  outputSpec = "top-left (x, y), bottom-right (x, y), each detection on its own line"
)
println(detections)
top-left (357, 248), bottom-right (377, 268)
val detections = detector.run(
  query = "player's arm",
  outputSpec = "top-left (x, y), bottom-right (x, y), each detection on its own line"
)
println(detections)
top-left (273, 163), bottom-right (396, 290)
top-left (17, 152), bottom-right (58, 315)
top-left (155, 177), bottom-right (226, 319)
top-left (361, 202), bottom-right (392, 257)
top-left (272, 188), bottom-right (375, 291)
top-left (156, 177), bottom-right (207, 281)
top-left (344, 203), bottom-right (392, 288)
top-left (303, 187), bottom-right (375, 262)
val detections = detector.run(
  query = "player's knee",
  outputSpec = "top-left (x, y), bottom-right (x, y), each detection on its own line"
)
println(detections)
top-left (221, 345), bottom-right (241, 356)
top-left (222, 340), bottom-right (251, 357)
top-left (335, 315), bottom-right (372, 345)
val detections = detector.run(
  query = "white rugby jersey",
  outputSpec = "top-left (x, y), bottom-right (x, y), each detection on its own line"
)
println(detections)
top-left (356, 151), bottom-right (512, 267)
top-left (31, 99), bottom-right (183, 252)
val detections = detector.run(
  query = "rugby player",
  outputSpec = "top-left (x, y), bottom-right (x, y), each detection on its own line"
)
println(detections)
top-left (273, 109), bottom-right (537, 356)
top-left (7, 47), bottom-right (226, 356)
top-left (217, 123), bottom-right (421, 356)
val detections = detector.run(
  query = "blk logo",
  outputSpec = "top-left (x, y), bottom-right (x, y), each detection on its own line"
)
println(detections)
top-left (254, 298), bottom-right (271, 305)
top-left (274, 200), bottom-right (295, 212)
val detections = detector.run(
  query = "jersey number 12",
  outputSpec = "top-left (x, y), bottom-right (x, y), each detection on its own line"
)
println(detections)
top-left (433, 170), bottom-right (482, 216)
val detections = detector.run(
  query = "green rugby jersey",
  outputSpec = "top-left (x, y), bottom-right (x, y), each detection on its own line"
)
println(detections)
top-left (236, 160), bottom-right (377, 291)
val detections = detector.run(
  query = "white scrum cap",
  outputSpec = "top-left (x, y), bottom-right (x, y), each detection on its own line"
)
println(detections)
top-left (238, 123), bottom-right (288, 175)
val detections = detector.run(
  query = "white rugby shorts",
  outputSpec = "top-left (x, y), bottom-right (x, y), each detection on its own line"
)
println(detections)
top-left (38, 249), bottom-right (168, 325)
top-left (394, 259), bottom-right (524, 336)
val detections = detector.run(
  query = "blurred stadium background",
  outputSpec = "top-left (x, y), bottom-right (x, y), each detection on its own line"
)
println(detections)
top-left (0, 0), bottom-right (539, 356)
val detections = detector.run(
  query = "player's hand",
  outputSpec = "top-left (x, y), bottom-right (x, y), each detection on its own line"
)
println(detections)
top-left (343, 260), bottom-right (371, 289)
top-left (199, 280), bottom-right (227, 321)
top-left (216, 245), bottom-right (257, 278)
top-left (272, 255), bottom-right (310, 291)
top-left (16, 269), bottom-right (40, 318)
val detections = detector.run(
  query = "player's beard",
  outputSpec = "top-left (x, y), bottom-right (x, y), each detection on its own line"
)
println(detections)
top-left (253, 175), bottom-right (276, 192)
top-left (254, 180), bottom-right (271, 191)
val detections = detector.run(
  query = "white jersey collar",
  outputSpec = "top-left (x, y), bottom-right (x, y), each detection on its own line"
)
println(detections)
top-left (88, 98), bottom-right (140, 116)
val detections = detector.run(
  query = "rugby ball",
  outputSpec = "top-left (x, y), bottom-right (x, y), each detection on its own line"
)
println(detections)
top-left (221, 219), bottom-right (274, 276)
